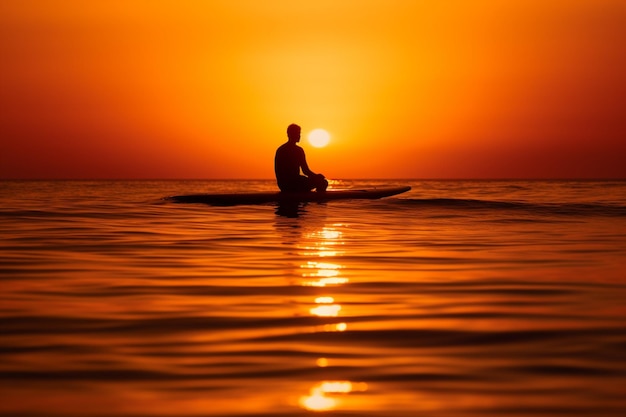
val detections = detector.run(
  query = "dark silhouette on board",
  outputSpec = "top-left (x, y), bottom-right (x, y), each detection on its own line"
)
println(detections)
top-left (275, 124), bottom-right (328, 193)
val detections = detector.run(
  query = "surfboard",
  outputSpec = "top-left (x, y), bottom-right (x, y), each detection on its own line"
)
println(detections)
top-left (167, 186), bottom-right (411, 206)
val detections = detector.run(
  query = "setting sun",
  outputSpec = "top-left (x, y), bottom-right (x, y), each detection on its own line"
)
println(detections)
top-left (308, 129), bottom-right (331, 148)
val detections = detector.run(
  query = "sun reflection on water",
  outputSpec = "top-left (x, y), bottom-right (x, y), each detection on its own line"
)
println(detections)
top-left (310, 305), bottom-right (341, 317)
top-left (299, 380), bottom-right (369, 412)
top-left (301, 261), bottom-right (342, 277)
top-left (301, 262), bottom-right (348, 287)
top-left (295, 223), bottom-right (368, 412)
top-left (298, 225), bottom-right (345, 257)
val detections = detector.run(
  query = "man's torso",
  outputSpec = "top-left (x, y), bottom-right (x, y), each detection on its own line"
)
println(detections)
top-left (275, 142), bottom-right (304, 181)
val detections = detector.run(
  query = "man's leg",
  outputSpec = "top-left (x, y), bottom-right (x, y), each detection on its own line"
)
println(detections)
top-left (311, 175), bottom-right (328, 192)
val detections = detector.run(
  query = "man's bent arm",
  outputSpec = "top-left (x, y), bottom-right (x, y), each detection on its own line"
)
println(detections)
top-left (301, 157), bottom-right (317, 177)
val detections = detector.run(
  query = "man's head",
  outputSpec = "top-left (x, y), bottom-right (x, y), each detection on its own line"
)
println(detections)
top-left (287, 124), bottom-right (301, 142)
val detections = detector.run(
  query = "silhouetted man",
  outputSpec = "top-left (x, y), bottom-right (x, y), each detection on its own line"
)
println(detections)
top-left (275, 124), bottom-right (328, 192)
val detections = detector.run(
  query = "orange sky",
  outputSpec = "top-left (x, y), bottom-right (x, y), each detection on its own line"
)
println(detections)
top-left (1, 0), bottom-right (625, 179)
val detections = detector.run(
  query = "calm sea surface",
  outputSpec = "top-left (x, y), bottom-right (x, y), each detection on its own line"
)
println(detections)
top-left (1, 180), bottom-right (625, 417)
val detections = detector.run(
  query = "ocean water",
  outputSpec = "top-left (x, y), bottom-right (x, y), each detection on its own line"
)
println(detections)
top-left (1, 179), bottom-right (625, 417)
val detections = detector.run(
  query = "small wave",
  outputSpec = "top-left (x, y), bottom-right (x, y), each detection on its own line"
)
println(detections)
top-left (398, 198), bottom-right (626, 217)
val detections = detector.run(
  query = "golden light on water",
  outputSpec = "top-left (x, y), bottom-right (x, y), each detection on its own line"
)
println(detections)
top-left (310, 304), bottom-right (341, 318)
top-left (299, 226), bottom-right (345, 257)
top-left (316, 358), bottom-right (329, 367)
top-left (298, 246), bottom-right (341, 258)
top-left (297, 222), bottom-right (361, 412)
top-left (301, 262), bottom-right (341, 277)
top-left (300, 390), bottom-right (337, 412)
top-left (300, 226), bottom-right (347, 321)
top-left (320, 322), bottom-right (348, 332)
top-left (320, 381), bottom-right (361, 393)
top-left (317, 228), bottom-right (341, 240)
top-left (311, 296), bottom-right (341, 317)
top-left (299, 381), bottom-right (369, 412)
top-left (301, 261), bottom-right (348, 287)
top-left (305, 277), bottom-right (350, 287)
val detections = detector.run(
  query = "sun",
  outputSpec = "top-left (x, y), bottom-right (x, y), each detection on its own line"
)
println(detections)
top-left (307, 129), bottom-right (331, 148)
